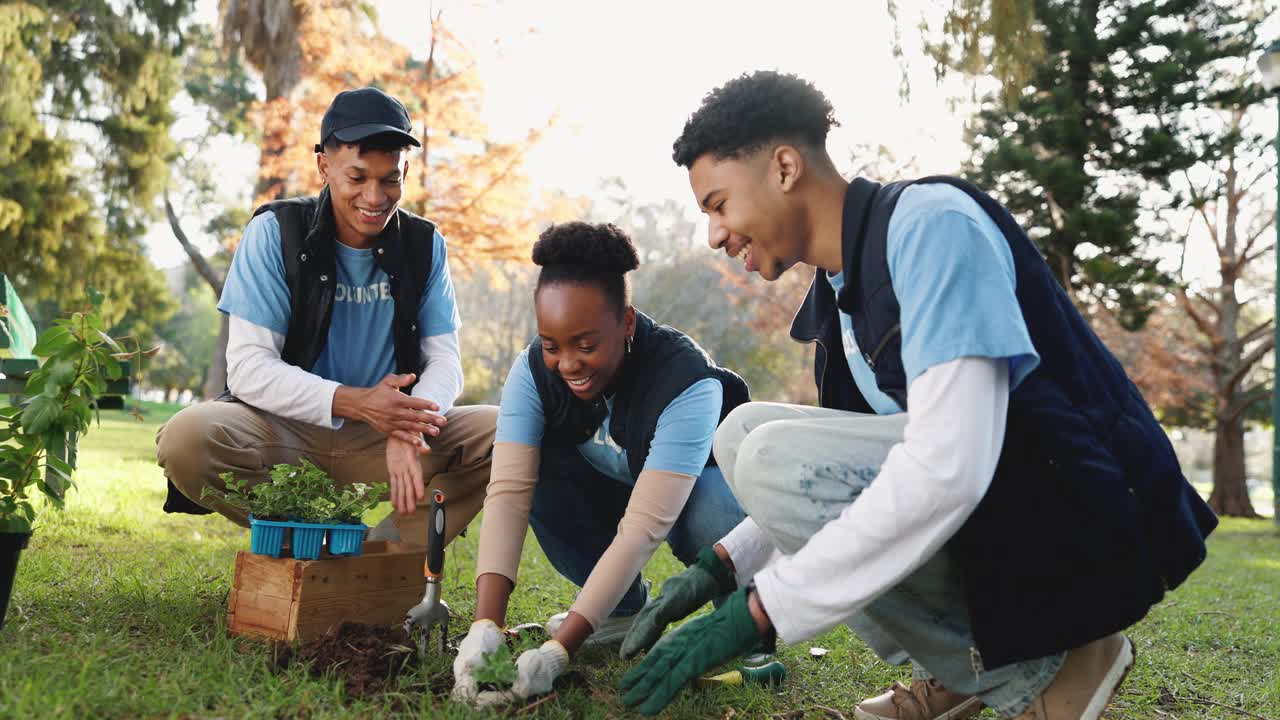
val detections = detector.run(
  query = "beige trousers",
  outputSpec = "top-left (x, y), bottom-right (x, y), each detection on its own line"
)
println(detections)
top-left (155, 401), bottom-right (497, 547)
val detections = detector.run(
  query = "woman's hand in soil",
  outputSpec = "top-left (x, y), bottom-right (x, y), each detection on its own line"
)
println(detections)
top-left (386, 435), bottom-right (426, 514)
top-left (451, 619), bottom-right (504, 702)
top-left (476, 640), bottom-right (569, 707)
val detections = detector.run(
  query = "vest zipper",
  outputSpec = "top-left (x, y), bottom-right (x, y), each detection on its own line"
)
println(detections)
top-left (811, 336), bottom-right (829, 404)
top-left (865, 323), bottom-right (901, 370)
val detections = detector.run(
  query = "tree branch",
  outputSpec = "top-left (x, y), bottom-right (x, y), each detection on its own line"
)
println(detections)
top-left (1194, 201), bottom-right (1224, 258)
top-left (453, 138), bottom-right (539, 217)
top-left (1240, 241), bottom-right (1276, 271)
top-left (1224, 384), bottom-right (1271, 422)
top-left (1176, 288), bottom-right (1223, 348)
top-left (39, 112), bottom-right (107, 127)
top-left (164, 187), bottom-right (224, 296)
top-left (1225, 335), bottom-right (1276, 392)
top-left (1237, 160), bottom-right (1278, 197)
top-left (1236, 318), bottom-right (1276, 350)
top-left (1239, 215), bottom-right (1274, 261)
top-left (1175, 211), bottom-right (1196, 282)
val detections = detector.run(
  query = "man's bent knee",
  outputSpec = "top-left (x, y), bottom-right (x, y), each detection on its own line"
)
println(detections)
top-left (156, 404), bottom-right (221, 501)
top-left (728, 420), bottom-right (788, 515)
top-left (156, 402), bottom-right (272, 525)
top-left (714, 402), bottom-right (786, 489)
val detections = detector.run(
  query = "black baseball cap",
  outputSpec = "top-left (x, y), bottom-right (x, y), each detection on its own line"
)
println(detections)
top-left (314, 87), bottom-right (421, 153)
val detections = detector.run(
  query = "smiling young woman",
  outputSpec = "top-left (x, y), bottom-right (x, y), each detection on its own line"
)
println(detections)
top-left (448, 221), bottom-right (755, 705)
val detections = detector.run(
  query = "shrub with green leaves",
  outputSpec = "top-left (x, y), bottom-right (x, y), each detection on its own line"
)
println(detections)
top-left (202, 458), bottom-right (387, 524)
top-left (0, 290), bottom-right (138, 534)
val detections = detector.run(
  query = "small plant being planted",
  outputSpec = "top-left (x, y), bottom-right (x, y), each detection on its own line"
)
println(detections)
top-left (473, 631), bottom-right (544, 692)
top-left (474, 643), bottom-right (518, 692)
top-left (203, 459), bottom-right (387, 559)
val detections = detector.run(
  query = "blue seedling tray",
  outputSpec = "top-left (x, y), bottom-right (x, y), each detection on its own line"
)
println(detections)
top-left (328, 525), bottom-right (366, 556)
top-left (248, 516), bottom-right (370, 560)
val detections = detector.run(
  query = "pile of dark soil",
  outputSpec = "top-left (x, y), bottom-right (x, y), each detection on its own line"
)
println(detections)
top-left (273, 622), bottom-right (418, 697)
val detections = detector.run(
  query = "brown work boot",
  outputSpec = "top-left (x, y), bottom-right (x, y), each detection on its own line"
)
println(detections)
top-left (854, 678), bottom-right (983, 720)
top-left (1013, 634), bottom-right (1135, 720)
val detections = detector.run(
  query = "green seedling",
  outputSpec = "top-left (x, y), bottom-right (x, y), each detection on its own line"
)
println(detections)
top-left (472, 630), bottom-right (544, 692)
top-left (473, 644), bottom-right (517, 691)
top-left (202, 459), bottom-right (387, 524)
top-left (331, 482), bottom-right (386, 524)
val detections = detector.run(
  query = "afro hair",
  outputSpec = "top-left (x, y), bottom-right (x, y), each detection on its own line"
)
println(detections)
top-left (532, 222), bottom-right (640, 317)
top-left (672, 71), bottom-right (838, 168)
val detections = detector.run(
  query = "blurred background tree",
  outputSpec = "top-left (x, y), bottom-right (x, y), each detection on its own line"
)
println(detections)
top-left (0, 1), bottom-right (191, 336)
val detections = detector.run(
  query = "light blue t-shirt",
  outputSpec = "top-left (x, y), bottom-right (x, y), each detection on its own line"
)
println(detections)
top-left (218, 211), bottom-right (461, 388)
top-left (495, 349), bottom-right (723, 484)
top-left (827, 183), bottom-right (1040, 414)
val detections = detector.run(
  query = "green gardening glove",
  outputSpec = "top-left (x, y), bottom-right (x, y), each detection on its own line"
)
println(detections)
top-left (620, 545), bottom-right (737, 660)
top-left (619, 587), bottom-right (762, 716)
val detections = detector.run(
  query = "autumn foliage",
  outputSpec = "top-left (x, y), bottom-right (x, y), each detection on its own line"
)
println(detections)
top-left (230, 1), bottom-right (568, 264)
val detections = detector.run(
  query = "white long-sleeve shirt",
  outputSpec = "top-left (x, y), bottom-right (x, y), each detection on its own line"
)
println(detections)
top-left (225, 314), bottom-right (464, 428)
top-left (729, 356), bottom-right (1008, 644)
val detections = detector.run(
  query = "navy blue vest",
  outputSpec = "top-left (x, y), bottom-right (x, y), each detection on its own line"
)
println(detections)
top-left (791, 176), bottom-right (1217, 669)
top-left (527, 311), bottom-right (750, 478)
top-left (253, 187), bottom-right (436, 377)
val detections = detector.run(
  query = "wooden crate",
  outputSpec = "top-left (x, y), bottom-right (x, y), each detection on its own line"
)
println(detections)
top-left (227, 540), bottom-right (428, 642)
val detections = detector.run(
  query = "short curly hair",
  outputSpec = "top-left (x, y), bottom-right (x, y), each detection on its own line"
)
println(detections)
top-left (672, 71), bottom-right (838, 168)
top-left (533, 221), bottom-right (640, 318)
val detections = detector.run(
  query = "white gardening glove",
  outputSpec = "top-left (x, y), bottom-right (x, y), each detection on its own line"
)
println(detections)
top-left (451, 619), bottom-right (503, 702)
top-left (475, 640), bottom-right (569, 707)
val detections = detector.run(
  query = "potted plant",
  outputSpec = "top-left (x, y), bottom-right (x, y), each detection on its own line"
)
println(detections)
top-left (327, 483), bottom-right (385, 555)
top-left (204, 459), bottom-right (387, 560)
top-left (202, 474), bottom-right (292, 557)
top-left (0, 291), bottom-right (135, 629)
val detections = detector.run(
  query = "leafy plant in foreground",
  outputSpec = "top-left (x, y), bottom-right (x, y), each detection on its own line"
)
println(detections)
top-left (0, 290), bottom-right (144, 534)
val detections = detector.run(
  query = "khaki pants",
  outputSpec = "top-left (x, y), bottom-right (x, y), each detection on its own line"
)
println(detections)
top-left (155, 401), bottom-right (497, 547)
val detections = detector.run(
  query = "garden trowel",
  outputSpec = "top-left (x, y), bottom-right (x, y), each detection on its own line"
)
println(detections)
top-left (403, 489), bottom-right (449, 655)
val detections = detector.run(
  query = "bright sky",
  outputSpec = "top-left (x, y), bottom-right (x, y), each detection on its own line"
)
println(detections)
top-left (148, 0), bottom-right (1276, 291)
top-left (146, 0), bottom-right (976, 268)
top-left (379, 0), bottom-right (973, 202)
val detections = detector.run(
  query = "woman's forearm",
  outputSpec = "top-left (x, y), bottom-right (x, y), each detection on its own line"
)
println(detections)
top-left (475, 442), bottom-right (540, 582)
top-left (475, 572), bottom-right (515, 626)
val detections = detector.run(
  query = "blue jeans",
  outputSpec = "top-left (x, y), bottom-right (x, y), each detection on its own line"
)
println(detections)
top-left (528, 445), bottom-right (746, 616)
top-left (714, 402), bottom-right (1064, 718)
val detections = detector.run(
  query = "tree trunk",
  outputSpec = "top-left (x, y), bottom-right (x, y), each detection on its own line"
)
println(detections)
top-left (202, 313), bottom-right (229, 401)
top-left (1208, 412), bottom-right (1259, 517)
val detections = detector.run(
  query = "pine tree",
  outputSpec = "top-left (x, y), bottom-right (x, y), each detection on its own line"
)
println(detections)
top-left (961, 0), bottom-right (1251, 329)
top-left (0, 1), bottom-right (188, 333)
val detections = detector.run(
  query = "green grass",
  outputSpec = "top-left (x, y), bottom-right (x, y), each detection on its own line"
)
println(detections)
top-left (1, 406), bottom-right (1277, 719)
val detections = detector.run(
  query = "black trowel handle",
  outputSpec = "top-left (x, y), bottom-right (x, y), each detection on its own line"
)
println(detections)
top-left (425, 490), bottom-right (446, 579)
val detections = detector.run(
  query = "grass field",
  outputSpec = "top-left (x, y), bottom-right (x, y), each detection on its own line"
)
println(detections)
top-left (1, 403), bottom-right (1277, 719)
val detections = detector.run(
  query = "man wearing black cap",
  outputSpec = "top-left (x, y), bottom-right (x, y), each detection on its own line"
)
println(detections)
top-left (156, 87), bottom-right (496, 548)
